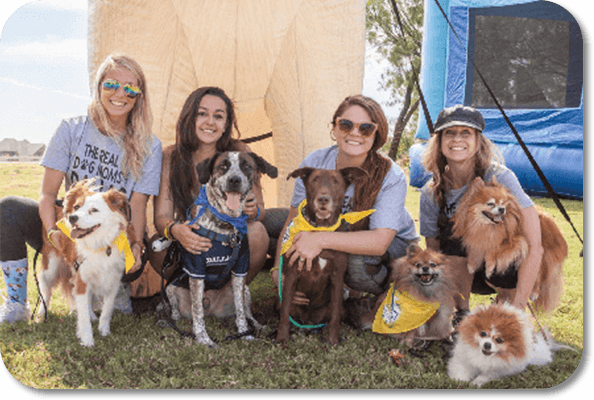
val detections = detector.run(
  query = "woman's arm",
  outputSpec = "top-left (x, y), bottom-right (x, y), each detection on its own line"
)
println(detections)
top-left (153, 148), bottom-right (211, 255)
top-left (128, 191), bottom-right (149, 273)
top-left (285, 227), bottom-right (396, 271)
top-left (512, 206), bottom-right (544, 310)
top-left (39, 167), bottom-right (65, 234)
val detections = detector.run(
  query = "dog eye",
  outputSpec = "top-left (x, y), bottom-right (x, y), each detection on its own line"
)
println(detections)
top-left (90, 208), bottom-right (99, 213)
top-left (487, 202), bottom-right (495, 207)
top-left (429, 262), bottom-right (436, 268)
top-left (73, 205), bottom-right (80, 211)
top-left (495, 337), bottom-right (504, 344)
top-left (480, 331), bottom-right (487, 337)
top-left (416, 262), bottom-right (422, 268)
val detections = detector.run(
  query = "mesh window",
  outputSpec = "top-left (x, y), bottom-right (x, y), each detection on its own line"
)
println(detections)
top-left (466, 3), bottom-right (582, 109)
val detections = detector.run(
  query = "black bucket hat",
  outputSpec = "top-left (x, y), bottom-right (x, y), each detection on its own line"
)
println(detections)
top-left (433, 105), bottom-right (485, 133)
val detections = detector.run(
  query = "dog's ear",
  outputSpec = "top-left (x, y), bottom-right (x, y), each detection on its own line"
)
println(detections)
top-left (339, 167), bottom-right (368, 186)
top-left (104, 189), bottom-right (130, 220)
top-left (406, 241), bottom-right (422, 258)
top-left (247, 152), bottom-right (278, 179)
top-left (196, 153), bottom-right (221, 185)
top-left (287, 167), bottom-right (315, 182)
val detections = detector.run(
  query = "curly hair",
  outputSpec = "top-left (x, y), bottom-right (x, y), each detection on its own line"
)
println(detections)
top-left (422, 126), bottom-right (505, 214)
top-left (88, 53), bottom-right (152, 182)
top-left (331, 95), bottom-right (392, 231)
top-left (169, 87), bottom-right (245, 218)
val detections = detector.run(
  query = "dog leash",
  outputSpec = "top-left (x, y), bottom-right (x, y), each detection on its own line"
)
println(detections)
top-left (277, 256), bottom-right (325, 330)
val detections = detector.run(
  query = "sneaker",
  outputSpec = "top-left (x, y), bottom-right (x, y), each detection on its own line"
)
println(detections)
top-left (0, 300), bottom-right (30, 324)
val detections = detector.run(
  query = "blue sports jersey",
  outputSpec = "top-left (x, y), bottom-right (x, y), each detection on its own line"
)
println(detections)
top-left (177, 230), bottom-right (249, 290)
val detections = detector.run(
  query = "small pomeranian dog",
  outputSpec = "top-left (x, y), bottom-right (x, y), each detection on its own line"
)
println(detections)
top-left (448, 302), bottom-right (572, 387)
top-left (452, 177), bottom-right (567, 312)
top-left (374, 242), bottom-right (473, 346)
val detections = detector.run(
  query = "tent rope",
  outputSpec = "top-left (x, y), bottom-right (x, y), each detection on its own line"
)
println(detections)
top-left (429, 0), bottom-right (582, 244)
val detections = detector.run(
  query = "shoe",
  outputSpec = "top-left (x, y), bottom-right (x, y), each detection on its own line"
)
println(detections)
top-left (0, 300), bottom-right (30, 324)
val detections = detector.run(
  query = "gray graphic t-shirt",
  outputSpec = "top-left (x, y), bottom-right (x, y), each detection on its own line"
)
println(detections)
top-left (41, 116), bottom-right (162, 199)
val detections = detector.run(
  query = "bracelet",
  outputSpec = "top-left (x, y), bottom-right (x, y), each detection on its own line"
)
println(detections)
top-left (164, 220), bottom-right (178, 241)
top-left (47, 228), bottom-right (59, 249)
top-left (269, 266), bottom-right (279, 274)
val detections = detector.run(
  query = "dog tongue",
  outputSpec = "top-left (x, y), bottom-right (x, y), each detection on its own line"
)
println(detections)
top-left (70, 228), bottom-right (85, 239)
top-left (226, 192), bottom-right (241, 211)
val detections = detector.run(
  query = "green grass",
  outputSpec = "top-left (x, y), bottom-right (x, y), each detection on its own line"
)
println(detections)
top-left (0, 162), bottom-right (583, 389)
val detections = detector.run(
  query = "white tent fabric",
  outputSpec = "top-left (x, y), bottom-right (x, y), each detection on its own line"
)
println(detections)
top-left (88, 0), bottom-right (366, 208)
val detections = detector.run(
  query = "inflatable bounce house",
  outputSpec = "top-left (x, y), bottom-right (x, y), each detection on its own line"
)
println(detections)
top-left (409, 0), bottom-right (583, 199)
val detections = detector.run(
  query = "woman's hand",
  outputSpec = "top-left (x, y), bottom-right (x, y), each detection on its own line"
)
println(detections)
top-left (243, 193), bottom-right (258, 220)
top-left (171, 222), bottom-right (212, 255)
top-left (271, 268), bottom-right (310, 306)
top-left (129, 243), bottom-right (143, 274)
top-left (285, 231), bottom-right (324, 272)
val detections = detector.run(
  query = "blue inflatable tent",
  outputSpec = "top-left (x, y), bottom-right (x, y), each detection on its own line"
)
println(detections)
top-left (409, 0), bottom-right (583, 199)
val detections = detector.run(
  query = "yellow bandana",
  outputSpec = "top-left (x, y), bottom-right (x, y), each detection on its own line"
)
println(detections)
top-left (56, 218), bottom-right (136, 272)
top-left (372, 283), bottom-right (440, 334)
top-left (280, 200), bottom-right (375, 255)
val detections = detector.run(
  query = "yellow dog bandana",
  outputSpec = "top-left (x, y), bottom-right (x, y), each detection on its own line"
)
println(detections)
top-left (280, 199), bottom-right (375, 255)
top-left (372, 283), bottom-right (440, 334)
top-left (56, 218), bottom-right (136, 272)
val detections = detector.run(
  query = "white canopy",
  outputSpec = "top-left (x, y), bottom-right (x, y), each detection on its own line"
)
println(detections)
top-left (88, 0), bottom-right (366, 207)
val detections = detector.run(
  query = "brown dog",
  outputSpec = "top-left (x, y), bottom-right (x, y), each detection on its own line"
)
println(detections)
top-left (371, 243), bottom-right (472, 346)
top-left (452, 177), bottom-right (567, 312)
top-left (276, 167), bottom-right (366, 345)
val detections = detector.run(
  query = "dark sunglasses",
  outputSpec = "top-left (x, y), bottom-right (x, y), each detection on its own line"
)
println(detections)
top-left (335, 118), bottom-right (378, 137)
top-left (102, 79), bottom-right (141, 99)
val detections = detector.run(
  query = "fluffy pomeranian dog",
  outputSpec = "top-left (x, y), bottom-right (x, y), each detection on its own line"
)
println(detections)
top-left (378, 242), bottom-right (473, 346)
top-left (448, 302), bottom-right (572, 387)
top-left (452, 177), bottom-right (567, 312)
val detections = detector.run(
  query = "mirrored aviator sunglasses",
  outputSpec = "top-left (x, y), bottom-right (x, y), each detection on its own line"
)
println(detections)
top-left (102, 79), bottom-right (141, 99)
top-left (336, 118), bottom-right (378, 137)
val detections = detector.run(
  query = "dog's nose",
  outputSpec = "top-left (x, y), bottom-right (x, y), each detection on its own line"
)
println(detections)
top-left (69, 215), bottom-right (78, 224)
top-left (483, 342), bottom-right (491, 350)
top-left (228, 176), bottom-right (242, 190)
top-left (498, 206), bottom-right (506, 215)
top-left (317, 195), bottom-right (331, 207)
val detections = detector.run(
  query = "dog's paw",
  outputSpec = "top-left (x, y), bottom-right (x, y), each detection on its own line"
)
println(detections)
top-left (99, 324), bottom-right (111, 337)
top-left (90, 311), bottom-right (99, 322)
top-left (471, 375), bottom-right (491, 387)
top-left (195, 331), bottom-right (219, 349)
top-left (241, 334), bottom-right (256, 341)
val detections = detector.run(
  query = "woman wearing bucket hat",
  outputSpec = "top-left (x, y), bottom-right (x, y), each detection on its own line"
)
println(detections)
top-left (419, 105), bottom-right (544, 311)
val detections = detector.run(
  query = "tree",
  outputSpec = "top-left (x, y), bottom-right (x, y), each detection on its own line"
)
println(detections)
top-left (366, 0), bottom-right (424, 160)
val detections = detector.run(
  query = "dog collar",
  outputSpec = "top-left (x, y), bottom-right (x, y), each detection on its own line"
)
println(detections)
top-left (372, 283), bottom-right (440, 334)
top-left (187, 186), bottom-right (249, 235)
top-left (280, 199), bottom-right (375, 255)
top-left (55, 218), bottom-right (135, 272)
top-left (192, 225), bottom-right (240, 248)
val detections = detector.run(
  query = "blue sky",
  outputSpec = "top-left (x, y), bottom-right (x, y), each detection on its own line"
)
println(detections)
top-left (0, 0), bottom-right (400, 146)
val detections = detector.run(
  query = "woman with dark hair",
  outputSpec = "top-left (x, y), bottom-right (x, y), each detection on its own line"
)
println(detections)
top-left (151, 86), bottom-right (269, 317)
top-left (0, 53), bottom-right (162, 323)
top-left (271, 95), bottom-right (418, 329)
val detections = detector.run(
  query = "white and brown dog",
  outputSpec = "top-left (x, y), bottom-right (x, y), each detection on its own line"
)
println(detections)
top-left (165, 151), bottom-right (277, 348)
top-left (39, 180), bottom-right (137, 347)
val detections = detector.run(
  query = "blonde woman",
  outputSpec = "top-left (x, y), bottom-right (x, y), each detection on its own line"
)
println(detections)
top-left (0, 54), bottom-right (162, 323)
top-left (420, 105), bottom-right (542, 311)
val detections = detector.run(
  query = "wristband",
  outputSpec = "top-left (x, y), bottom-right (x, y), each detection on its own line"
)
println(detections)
top-left (254, 206), bottom-right (261, 221)
top-left (164, 220), bottom-right (179, 241)
top-left (47, 228), bottom-right (59, 249)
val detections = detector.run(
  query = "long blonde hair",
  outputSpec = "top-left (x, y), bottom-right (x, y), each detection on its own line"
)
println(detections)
top-left (88, 53), bottom-right (152, 181)
top-left (422, 128), bottom-right (504, 210)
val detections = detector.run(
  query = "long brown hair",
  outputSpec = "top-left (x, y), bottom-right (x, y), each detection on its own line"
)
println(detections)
top-left (169, 87), bottom-right (244, 218)
top-left (331, 95), bottom-right (392, 230)
top-left (88, 53), bottom-right (152, 181)
top-left (422, 127), bottom-right (505, 213)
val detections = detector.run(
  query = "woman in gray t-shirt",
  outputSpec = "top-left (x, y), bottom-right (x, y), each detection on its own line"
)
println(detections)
top-left (420, 105), bottom-right (543, 312)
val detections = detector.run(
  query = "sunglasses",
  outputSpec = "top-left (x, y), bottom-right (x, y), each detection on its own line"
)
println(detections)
top-left (335, 118), bottom-right (378, 137)
top-left (102, 79), bottom-right (141, 99)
